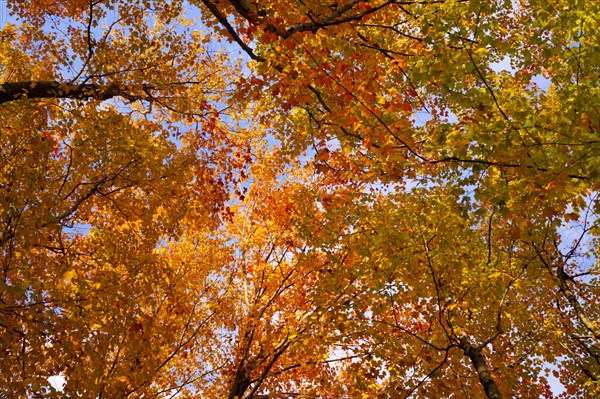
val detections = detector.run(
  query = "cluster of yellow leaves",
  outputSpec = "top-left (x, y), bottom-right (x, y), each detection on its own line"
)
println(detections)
top-left (1, 0), bottom-right (599, 398)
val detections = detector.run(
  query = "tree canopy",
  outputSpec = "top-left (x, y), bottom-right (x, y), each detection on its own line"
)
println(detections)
top-left (0, 0), bottom-right (598, 398)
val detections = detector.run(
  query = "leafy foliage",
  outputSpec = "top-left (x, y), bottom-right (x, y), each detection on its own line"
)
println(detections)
top-left (0, 0), bottom-right (598, 398)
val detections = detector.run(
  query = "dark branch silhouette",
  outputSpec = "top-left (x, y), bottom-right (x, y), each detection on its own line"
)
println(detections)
top-left (0, 81), bottom-right (140, 104)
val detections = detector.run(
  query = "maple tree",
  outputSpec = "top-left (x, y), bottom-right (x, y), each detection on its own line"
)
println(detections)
top-left (1, 0), bottom-right (599, 398)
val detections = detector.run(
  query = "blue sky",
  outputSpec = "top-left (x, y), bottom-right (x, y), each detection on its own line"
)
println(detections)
top-left (3, 1), bottom-right (591, 396)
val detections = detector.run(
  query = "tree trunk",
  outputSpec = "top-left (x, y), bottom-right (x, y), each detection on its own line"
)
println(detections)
top-left (461, 338), bottom-right (503, 399)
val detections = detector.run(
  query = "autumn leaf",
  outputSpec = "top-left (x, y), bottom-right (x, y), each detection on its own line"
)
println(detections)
top-left (1, 1), bottom-right (599, 399)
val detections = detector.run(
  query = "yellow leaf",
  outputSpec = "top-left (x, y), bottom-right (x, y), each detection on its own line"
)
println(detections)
top-left (63, 269), bottom-right (76, 283)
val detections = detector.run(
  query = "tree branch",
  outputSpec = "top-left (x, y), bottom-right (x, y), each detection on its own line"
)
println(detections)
top-left (0, 81), bottom-right (140, 104)
top-left (201, 0), bottom-right (266, 62)
top-left (460, 337), bottom-right (503, 399)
